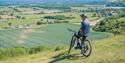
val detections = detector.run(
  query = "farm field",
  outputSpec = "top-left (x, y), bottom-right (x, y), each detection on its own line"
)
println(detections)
top-left (0, 23), bottom-right (113, 48)
top-left (0, 6), bottom-right (100, 30)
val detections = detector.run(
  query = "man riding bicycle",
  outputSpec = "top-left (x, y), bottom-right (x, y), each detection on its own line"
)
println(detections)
top-left (75, 14), bottom-right (90, 49)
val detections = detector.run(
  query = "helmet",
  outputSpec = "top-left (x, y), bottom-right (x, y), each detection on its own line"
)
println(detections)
top-left (80, 14), bottom-right (87, 18)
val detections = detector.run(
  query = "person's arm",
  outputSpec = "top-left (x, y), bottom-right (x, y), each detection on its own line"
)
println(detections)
top-left (80, 22), bottom-right (82, 31)
top-left (80, 22), bottom-right (85, 32)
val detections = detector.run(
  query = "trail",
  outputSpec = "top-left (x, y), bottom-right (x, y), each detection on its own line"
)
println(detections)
top-left (73, 18), bottom-right (105, 26)
top-left (90, 18), bottom-right (104, 26)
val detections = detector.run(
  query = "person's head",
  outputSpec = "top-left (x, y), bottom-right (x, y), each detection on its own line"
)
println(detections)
top-left (80, 14), bottom-right (87, 20)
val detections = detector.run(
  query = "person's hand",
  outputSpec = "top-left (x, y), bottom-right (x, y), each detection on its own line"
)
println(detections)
top-left (79, 29), bottom-right (83, 32)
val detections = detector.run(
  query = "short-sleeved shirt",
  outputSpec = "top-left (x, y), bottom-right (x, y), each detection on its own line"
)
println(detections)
top-left (80, 19), bottom-right (90, 36)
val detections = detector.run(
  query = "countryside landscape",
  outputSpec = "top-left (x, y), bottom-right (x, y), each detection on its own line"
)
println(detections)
top-left (0, 0), bottom-right (125, 63)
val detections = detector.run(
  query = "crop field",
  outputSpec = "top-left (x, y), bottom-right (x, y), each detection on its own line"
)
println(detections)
top-left (0, 6), bottom-right (100, 30)
top-left (0, 23), bottom-right (113, 48)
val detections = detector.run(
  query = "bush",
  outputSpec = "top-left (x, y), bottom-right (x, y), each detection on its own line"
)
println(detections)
top-left (36, 21), bottom-right (43, 25)
top-left (29, 45), bottom-right (48, 54)
top-left (93, 16), bottom-right (125, 34)
top-left (43, 15), bottom-right (74, 20)
top-left (0, 47), bottom-right (28, 59)
top-left (0, 45), bottom-right (51, 60)
top-left (22, 17), bottom-right (25, 19)
top-left (54, 46), bottom-right (64, 51)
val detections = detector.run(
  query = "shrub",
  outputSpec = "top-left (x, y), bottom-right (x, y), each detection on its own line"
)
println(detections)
top-left (0, 45), bottom-right (51, 60)
top-left (54, 46), bottom-right (64, 51)
top-left (36, 21), bottom-right (43, 25)
top-left (93, 16), bottom-right (125, 34)
top-left (0, 47), bottom-right (28, 59)
top-left (43, 15), bottom-right (74, 20)
top-left (29, 45), bottom-right (50, 54)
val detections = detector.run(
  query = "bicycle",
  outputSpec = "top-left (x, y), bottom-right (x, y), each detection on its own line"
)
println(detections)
top-left (67, 28), bottom-right (92, 57)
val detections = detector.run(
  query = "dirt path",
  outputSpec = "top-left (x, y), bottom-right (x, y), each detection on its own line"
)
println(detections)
top-left (90, 18), bottom-right (104, 26)
top-left (73, 18), bottom-right (104, 26)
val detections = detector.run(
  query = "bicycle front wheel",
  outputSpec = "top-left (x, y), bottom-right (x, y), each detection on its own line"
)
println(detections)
top-left (68, 36), bottom-right (76, 54)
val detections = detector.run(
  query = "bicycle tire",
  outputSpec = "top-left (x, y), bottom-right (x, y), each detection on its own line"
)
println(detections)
top-left (68, 36), bottom-right (76, 54)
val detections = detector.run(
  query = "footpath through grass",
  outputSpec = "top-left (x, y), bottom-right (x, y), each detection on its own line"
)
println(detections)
top-left (0, 35), bottom-right (125, 63)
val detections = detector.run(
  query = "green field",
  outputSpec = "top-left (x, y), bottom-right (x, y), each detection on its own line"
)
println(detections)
top-left (0, 23), bottom-right (113, 48)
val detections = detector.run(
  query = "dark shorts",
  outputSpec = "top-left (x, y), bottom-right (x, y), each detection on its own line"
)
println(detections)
top-left (77, 31), bottom-right (87, 40)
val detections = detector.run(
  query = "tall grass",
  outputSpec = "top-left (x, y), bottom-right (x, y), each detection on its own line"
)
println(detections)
top-left (0, 45), bottom-right (51, 60)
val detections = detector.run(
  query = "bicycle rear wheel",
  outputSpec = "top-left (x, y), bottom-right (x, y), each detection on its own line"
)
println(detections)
top-left (81, 39), bottom-right (92, 57)
top-left (68, 36), bottom-right (76, 54)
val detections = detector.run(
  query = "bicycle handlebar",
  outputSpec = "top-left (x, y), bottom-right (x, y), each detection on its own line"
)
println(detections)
top-left (67, 28), bottom-right (76, 32)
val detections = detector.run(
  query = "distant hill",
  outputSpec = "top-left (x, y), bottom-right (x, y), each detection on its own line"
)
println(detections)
top-left (0, 0), bottom-right (106, 4)
top-left (1, 0), bottom-right (125, 4)
top-left (0, 0), bottom-right (124, 7)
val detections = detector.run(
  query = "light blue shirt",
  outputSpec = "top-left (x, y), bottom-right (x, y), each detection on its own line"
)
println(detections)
top-left (80, 19), bottom-right (90, 36)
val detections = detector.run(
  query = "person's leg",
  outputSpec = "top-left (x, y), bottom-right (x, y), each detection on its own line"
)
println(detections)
top-left (81, 36), bottom-right (87, 48)
top-left (82, 36), bottom-right (87, 42)
top-left (75, 32), bottom-right (81, 49)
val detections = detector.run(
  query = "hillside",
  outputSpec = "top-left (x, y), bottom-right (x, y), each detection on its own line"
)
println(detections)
top-left (0, 35), bottom-right (125, 63)
top-left (0, 23), bottom-right (113, 48)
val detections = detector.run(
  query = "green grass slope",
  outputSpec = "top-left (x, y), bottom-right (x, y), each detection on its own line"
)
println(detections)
top-left (0, 23), bottom-right (113, 48)
top-left (0, 35), bottom-right (125, 63)
top-left (50, 35), bottom-right (125, 63)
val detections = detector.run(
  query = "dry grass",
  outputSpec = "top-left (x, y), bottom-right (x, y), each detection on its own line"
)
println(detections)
top-left (0, 35), bottom-right (125, 63)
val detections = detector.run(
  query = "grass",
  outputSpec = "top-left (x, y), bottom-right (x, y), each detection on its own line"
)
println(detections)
top-left (52, 35), bottom-right (125, 63)
top-left (0, 23), bottom-right (113, 48)
top-left (0, 35), bottom-right (124, 63)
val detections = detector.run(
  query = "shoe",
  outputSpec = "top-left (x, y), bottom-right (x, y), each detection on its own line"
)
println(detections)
top-left (74, 46), bottom-right (79, 49)
top-left (74, 43), bottom-right (82, 49)
top-left (79, 46), bottom-right (82, 49)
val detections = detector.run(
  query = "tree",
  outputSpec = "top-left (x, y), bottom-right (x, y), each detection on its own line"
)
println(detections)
top-left (92, 13), bottom-right (97, 17)
top-left (36, 21), bottom-right (43, 25)
top-left (8, 23), bottom-right (12, 26)
top-left (16, 16), bottom-right (21, 19)
top-left (93, 15), bottom-right (125, 34)
top-left (10, 13), bottom-right (13, 16)
top-left (22, 17), bottom-right (25, 19)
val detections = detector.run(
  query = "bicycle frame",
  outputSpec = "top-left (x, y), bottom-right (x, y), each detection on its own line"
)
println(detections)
top-left (67, 28), bottom-right (81, 41)
top-left (67, 28), bottom-right (92, 57)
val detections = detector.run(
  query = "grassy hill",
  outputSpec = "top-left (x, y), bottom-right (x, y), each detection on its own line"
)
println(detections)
top-left (0, 35), bottom-right (125, 63)
top-left (0, 23), bottom-right (113, 48)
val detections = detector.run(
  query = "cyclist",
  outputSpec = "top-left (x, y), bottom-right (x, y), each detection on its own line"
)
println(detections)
top-left (76, 14), bottom-right (90, 49)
